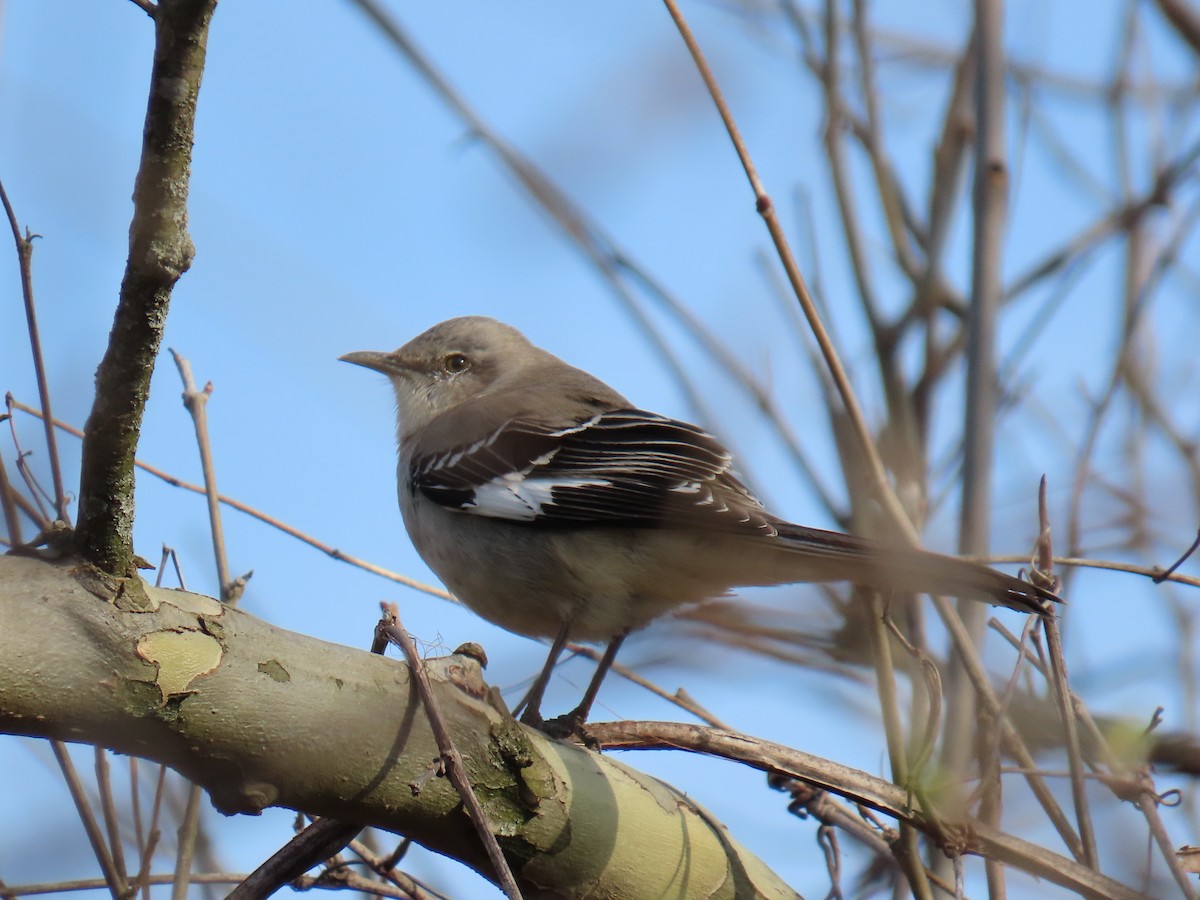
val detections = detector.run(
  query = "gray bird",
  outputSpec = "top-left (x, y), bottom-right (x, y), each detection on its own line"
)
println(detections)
top-left (342, 316), bottom-right (1056, 730)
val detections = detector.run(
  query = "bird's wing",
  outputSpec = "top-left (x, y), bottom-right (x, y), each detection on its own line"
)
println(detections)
top-left (409, 407), bottom-right (779, 535)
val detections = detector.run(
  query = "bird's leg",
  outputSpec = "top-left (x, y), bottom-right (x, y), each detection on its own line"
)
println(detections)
top-left (559, 630), bottom-right (628, 729)
top-left (518, 622), bottom-right (571, 727)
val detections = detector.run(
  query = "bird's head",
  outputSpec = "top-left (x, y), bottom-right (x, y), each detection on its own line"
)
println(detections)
top-left (340, 316), bottom-right (538, 438)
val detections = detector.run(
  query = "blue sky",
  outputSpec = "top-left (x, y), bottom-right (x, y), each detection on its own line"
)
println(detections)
top-left (3, 1), bottom-right (1199, 896)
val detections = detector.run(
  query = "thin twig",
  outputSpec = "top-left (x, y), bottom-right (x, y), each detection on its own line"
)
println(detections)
top-left (129, 758), bottom-right (145, 897)
top-left (141, 766), bottom-right (169, 900)
top-left (11, 399), bottom-right (450, 599)
top-left (1154, 528), bottom-right (1200, 583)
top-left (818, 0), bottom-right (885, 338)
top-left (586, 720), bottom-right (1142, 899)
top-left (228, 817), bottom-right (367, 900)
top-left (651, 34), bottom-right (951, 893)
top-left (378, 606), bottom-right (524, 899)
top-left (850, 0), bottom-right (921, 278)
top-left (170, 350), bottom-right (234, 602)
top-left (1042, 615), bottom-right (1098, 869)
top-left (984, 551), bottom-right (1200, 590)
top-left (1136, 789), bottom-right (1200, 898)
top-left (93, 749), bottom-right (128, 893)
top-left (3, 873), bottom-right (250, 896)
top-left (346, 837), bottom-right (450, 900)
top-left (948, 3), bottom-right (1008, 893)
top-left (1150, 0), bottom-right (1200, 60)
top-left (0, 180), bottom-right (68, 523)
top-left (51, 742), bottom-right (126, 899)
top-left (0, 436), bottom-right (23, 545)
top-left (170, 783), bottom-right (204, 900)
top-left (660, 0), bottom-right (918, 547)
top-left (929, 594), bottom-right (1086, 861)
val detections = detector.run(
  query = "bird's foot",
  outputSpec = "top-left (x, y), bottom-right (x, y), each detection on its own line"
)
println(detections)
top-left (538, 707), bottom-right (600, 750)
top-left (518, 706), bottom-right (544, 729)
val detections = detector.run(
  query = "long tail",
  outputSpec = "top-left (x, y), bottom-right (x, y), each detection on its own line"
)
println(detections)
top-left (772, 522), bottom-right (1060, 616)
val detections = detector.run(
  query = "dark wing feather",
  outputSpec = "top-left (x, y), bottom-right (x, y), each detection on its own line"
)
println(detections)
top-left (410, 408), bottom-right (777, 535)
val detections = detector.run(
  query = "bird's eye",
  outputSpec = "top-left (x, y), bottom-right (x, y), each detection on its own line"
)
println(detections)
top-left (442, 352), bottom-right (470, 374)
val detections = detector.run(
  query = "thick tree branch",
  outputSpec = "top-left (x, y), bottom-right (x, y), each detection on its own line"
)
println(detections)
top-left (0, 555), bottom-right (796, 899)
top-left (74, 0), bottom-right (217, 574)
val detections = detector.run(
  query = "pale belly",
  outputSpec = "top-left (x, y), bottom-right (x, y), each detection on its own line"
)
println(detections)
top-left (401, 494), bottom-right (742, 643)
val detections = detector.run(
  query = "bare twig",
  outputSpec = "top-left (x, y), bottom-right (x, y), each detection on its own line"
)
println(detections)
top-left (0, 180), bottom-right (68, 523)
top-left (3, 872), bottom-right (249, 896)
top-left (943, 4), bottom-right (1008, 893)
top-left (1150, 0), bottom-right (1200, 56)
top-left (170, 782), bottom-right (204, 900)
top-left (586, 720), bottom-right (1143, 899)
top-left (1042, 616), bottom-right (1099, 866)
top-left (135, 764), bottom-right (169, 900)
top-left (377, 606), bottom-right (524, 899)
top-left (1154, 528), bottom-right (1200, 583)
top-left (170, 350), bottom-right (234, 602)
top-left (10, 399), bottom-right (449, 600)
top-left (1136, 790), bottom-right (1200, 898)
top-left (819, 0), bottom-right (885, 338)
top-left (92, 749), bottom-right (128, 894)
top-left (346, 837), bottom-right (450, 900)
top-left (228, 817), bottom-right (367, 900)
top-left (51, 742), bottom-right (126, 899)
top-left (929, 593), bottom-right (1086, 861)
top-left (863, 594), bottom-right (933, 898)
top-left (128, 759), bottom-right (147, 900)
top-left (850, 0), bottom-right (921, 278)
top-left (661, 0), bottom-right (922, 551)
top-left (0, 436), bottom-right (23, 545)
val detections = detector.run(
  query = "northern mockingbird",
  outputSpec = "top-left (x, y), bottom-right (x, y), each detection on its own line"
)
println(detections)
top-left (342, 316), bottom-right (1057, 729)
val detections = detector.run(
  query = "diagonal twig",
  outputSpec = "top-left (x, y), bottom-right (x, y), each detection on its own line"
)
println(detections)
top-left (0, 179), bottom-right (68, 523)
top-left (10, 399), bottom-right (450, 600)
top-left (377, 605), bottom-right (524, 899)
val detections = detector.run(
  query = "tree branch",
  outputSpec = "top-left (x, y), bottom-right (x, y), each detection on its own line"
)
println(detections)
top-left (0, 555), bottom-right (797, 899)
top-left (73, 0), bottom-right (217, 574)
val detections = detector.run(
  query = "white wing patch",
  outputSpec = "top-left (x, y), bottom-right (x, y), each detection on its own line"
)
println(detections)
top-left (468, 473), bottom-right (614, 521)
